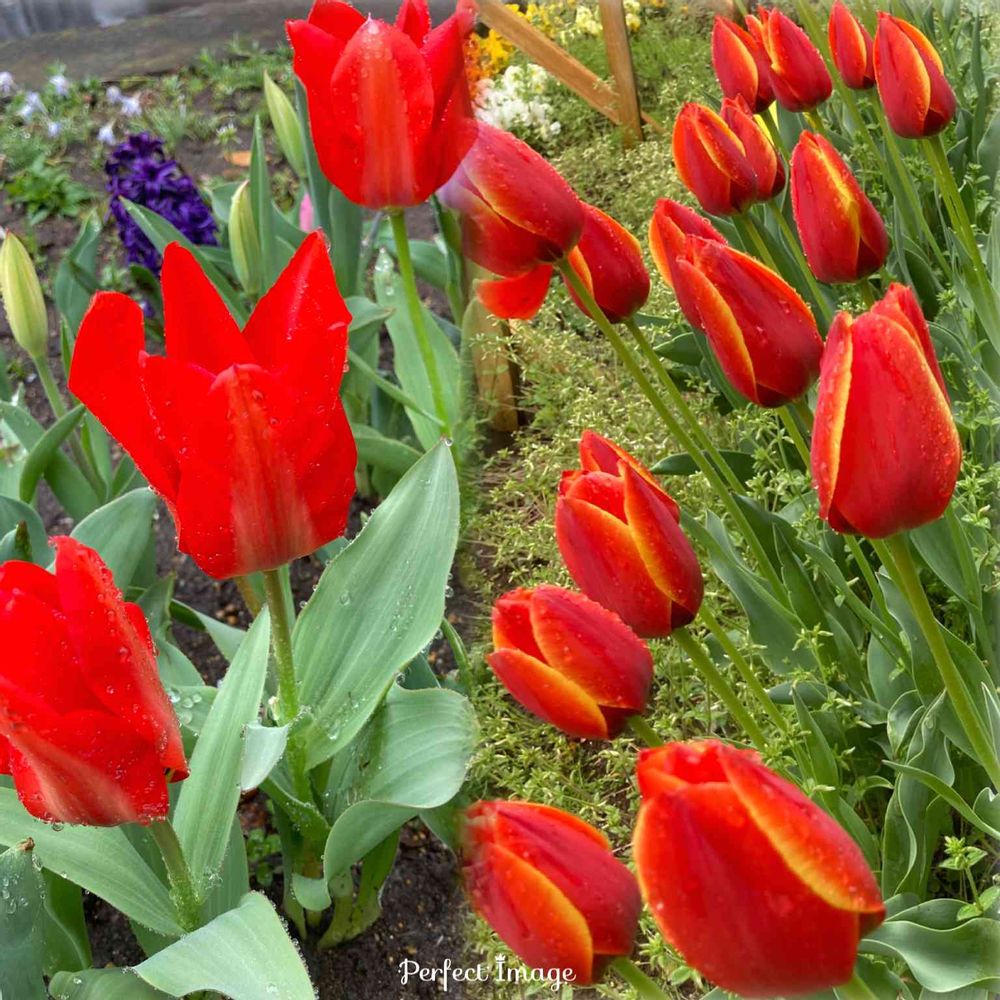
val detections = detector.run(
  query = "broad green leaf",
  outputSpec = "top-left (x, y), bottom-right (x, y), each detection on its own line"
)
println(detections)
top-left (201, 816), bottom-right (251, 924)
top-left (17, 404), bottom-right (85, 505)
top-left (49, 969), bottom-right (169, 999)
top-left (69, 488), bottom-right (157, 588)
top-left (169, 600), bottom-right (246, 663)
top-left (54, 212), bottom-right (102, 335)
top-left (0, 789), bottom-right (181, 937)
top-left (346, 295), bottom-right (393, 340)
top-left (910, 507), bottom-right (982, 609)
top-left (250, 116), bottom-right (281, 289)
top-left (0, 496), bottom-right (46, 563)
top-left (0, 840), bottom-right (46, 999)
top-left (40, 870), bottom-right (91, 975)
top-left (133, 892), bottom-right (314, 1000)
top-left (352, 422), bottom-right (422, 479)
top-left (241, 723), bottom-right (289, 791)
top-left (173, 613), bottom-right (271, 890)
top-left (295, 442), bottom-right (459, 767)
top-left (323, 686), bottom-right (475, 877)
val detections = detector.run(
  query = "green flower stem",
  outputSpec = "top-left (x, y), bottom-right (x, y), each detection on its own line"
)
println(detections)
top-left (860, 279), bottom-right (878, 307)
top-left (388, 210), bottom-right (451, 436)
top-left (732, 212), bottom-right (779, 271)
top-left (836, 972), bottom-right (881, 1000)
top-left (149, 819), bottom-right (202, 933)
top-left (873, 534), bottom-right (1000, 790)
top-left (674, 627), bottom-right (770, 751)
top-left (558, 262), bottom-right (784, 594)
top-left (762, 201), bottom-right (834, 328)
top-left (608, 958), bottom-right (671, 1000)
top-left (760, 110), bottom-right (790, 160)
top-left (627, 714), bottom-right (663, 747)
top-left (699, 605), bottom-right (788, 733)
top-left (803, 108), bottom-right (833, 142)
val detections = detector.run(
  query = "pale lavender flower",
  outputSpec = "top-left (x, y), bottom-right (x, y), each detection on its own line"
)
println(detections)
top-left (47, 120), bottom-right (62, 137)
top-left (48, 73), bottom-right (70, 97)
top-left (98, 123), bottom-right (116, 144)
top-left (0, 72), bottom-right (14, 96)
top-left (106, 85), bottom-right (123, 105)
top-left (120, 95), bottom-right (142, 117)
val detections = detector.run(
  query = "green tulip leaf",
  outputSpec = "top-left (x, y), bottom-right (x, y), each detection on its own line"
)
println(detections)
top-left (49, 969), bottom-right (170, 999)
top-left (69, 488), bottom-right (157, 589)
top-left (0, 496), bottom-right (47, 564)
top-left (17, 403), bottom-right (85, 506)
top-left (0, 840), bottom-right (46, 1000)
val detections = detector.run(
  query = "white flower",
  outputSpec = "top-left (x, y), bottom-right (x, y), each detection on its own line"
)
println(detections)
top-left (105, 85), bottom-right (122, 104)
top-left (49, 73), bottom-right (70, 96)
top-left (0, 71), bottom-right (14, 96)
top-left (120, 95), bottom-right (141, 117)
top-left (97, 123), bottom-right (116, 144)
top-left (18, 91), bottom-right (43, 120)
top-left (46, 120), bottom-right (62, 137)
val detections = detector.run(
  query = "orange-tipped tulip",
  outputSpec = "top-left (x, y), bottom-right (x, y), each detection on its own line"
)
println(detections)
top-left (790, 131), bottom-right (888, 284)
top-left (720, 95), bottom-right (785, 201)
top-left (711, 16), bottom-right (774, 113)
top-left (828, 1), bottom-right (875, 90)
top-left (488, 585), bottom-right (653, 739)
top-left (753, 8), bottom-right (832, 112)
top-left (672, 103), bottom-right (758, 216)
top-left (556, 431), bottom-right (703, 638)
top-left (874, 13), bottom-right (956, 138)
top-left (812, 284), bottom-right (961, 537)
top-left (648, 199), bottom-right (727, 293)
top-left (634, 740), bottom-right (886, 997)
top-left (671, 238), bottom-right (823, 406)
top-left (462, 801), bottom-right (641, 985)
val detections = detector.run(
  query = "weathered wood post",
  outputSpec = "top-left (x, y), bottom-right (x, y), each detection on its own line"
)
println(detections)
top-left (598, 0), bottom-right (644, 147)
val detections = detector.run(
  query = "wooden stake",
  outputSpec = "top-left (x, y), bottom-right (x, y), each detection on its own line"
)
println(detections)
top-left (598, 0), bottom-right (643, 146)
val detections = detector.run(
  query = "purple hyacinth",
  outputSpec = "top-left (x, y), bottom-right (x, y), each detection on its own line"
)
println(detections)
top-left (105, 132), bottom-right (217, 274)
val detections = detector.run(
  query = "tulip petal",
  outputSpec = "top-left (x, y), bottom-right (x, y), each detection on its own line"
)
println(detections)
top-left (395, 0), bottom-right (431, 45)
top-left (306, 0), bottom-right (365, 43)
top-left (875, 15), bottom-right (933, 137)
top-left (476, 266), bottom-right (552, 320)
top-left (636, 741), bottom-right (728, 799)
top-left (492, 588), bottom-right (545, 661)
top-left (811, 313), bottom-right (853, 527)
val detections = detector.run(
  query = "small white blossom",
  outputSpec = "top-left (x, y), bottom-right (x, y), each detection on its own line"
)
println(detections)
top-left (46, 120), bottom-right (62, 137)
top-left (474, 63), bottom-right (561, 140)
top-left (97, 123), bottom-right (116, 144)
top-left (48, 73), bottom-right (70, 96)
top-left (120, 95), bottom-right (142, 117)
top-left (18, 91), bottom-right (44, 120)
top-left (105, 85), bottom-right (122, 104)
top-left (0, 71), bottom-right (14, 96)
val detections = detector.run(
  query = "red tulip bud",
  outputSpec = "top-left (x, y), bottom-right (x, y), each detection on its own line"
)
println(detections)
top-left (711, 16), bottom-right (774, 113)
top-left (648, 199), bottom-right (727, 293)
top-left (488, 585), bottom-right (653, 739)
top-left (790, 131), bottom-right (888, 284)
top-left (812, 284), bottom-right (961, 537)
top-left (0, 539), bottom-right (187, 826)
top-left (720, 95), bottom-right (786, 201)
top-left (634, 740), bottom-right (885, 997)
top-left (753, 7), bottom-right (833, 112)
top-left (556, 431), bottom-right (703, 638)
top-left (672, 238), bottom-right (823, 406)
top-left (462, 801), bottom-right (641, 986)
top-left (874, 13), bottom-right (956, 138)
top-left (828, 1), bottom-right (875, 90)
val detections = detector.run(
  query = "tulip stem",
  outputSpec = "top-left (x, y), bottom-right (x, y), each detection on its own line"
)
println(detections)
top-left (388, 210), bottom-right (451, 437)
top-left (836, 972), bottom-right (881, 1000)
top-left (150, 819), bottom-right (202, 932)
top-left (235, 575), bottom-right (262, 617)
top-left (627, 714), bottom-right (663, 747)
top-left (732, 213), bottom-right (778, 271)
top-left (608, 958), bottom-right (670, 1000)
top-left (674, 628), bottom-right (770, 751)
top-left (873, 534), bottom-right (1000, 790)
top-left (558, 263), bottom-right (784, 594)
top-left (759, 110), bottom-right (790, 161)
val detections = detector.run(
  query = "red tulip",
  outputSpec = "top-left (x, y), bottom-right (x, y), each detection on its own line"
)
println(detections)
top-left (711, 16), bottom-right (774, 113)
top-left (720, 95), bottom-right (785, 200)
top-left (672, 103), bottom-right (758, 216)
top-left (874, 13), bottom-right (956, 138)
top-left (828, 1), bottom-right (875, 90)
top-left (812, 284), bottom-right (961, 537)
top-left (488, 585), bottom-right (653, 739)
top-left (287, 0), bottom-right (474, 208)
top-left (70, 233), bottom-right (357, 580)
top-left (790, 131), bottom-right (888, 283)
top-left (671, 238), bottom-right (823, 406)
top-left (556, 431), bottom-right (703, 638)
top-left (462, 800), bottom-right (640, 985)
top-left (647, 198), bottom-right (726, 292)
top-left (634, 740), bottom-right (885, 997)
top-left (753, 8), bottom-right (833, 112)
top-left (0, 538), bottom-right (187, 826)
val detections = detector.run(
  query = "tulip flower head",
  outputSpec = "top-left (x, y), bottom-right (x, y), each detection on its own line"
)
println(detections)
top-left (0, 538), bottom-right (187, 826)
top-left (711, 16), bottom-right (774, 113)
top-left (647, 198), bottom-right (727, 292)
top-left (874, 13), bottom-right (956, 138)
top-left (790, 131), bottom-right (888, 284)
top-left (633, 740), bottom-right (885, 997)
top-left (671, 238), bottom-right (823, 406)
top-left (488, 585), bottom-right (653, 739)
top-left (462, 801), bottom-right (641, 985)
top-left (720, 95), bottom-right (785, 201)
top-left (556, 431), bottom-right (703, 638)
top-left (288, 0), bottom-right (474, 208)
top-left (70, 232), bottom-right (357, 579)
top-left (828, 1), bottom-right (875, 90)
top-left (812, 284), bottom-right (961, 537)
top-left (752, 8), bottom-right (833, 112)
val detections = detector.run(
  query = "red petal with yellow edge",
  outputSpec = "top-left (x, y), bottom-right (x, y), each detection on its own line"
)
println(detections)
top-left (761, 9), bottom-right (832, 112)
top-left (555, 495), bottom-right (673, 638)
top-left (711, 17), bottom-right (773, 112)
top-left (633, 783), bottom-right (866, 996)
top-left (874, 15), bottom-right (933, 138)
top-left (720, 744), bottom-right (885, 920)
top-left (883, 16), bottom-right (955, 133)
top-left (476, 266), bottom-right (552, 320)
top-left (561, 468), bottom-right (627, 521)
top-left (579, 430), bottom-right (669, 502)
top-left (621, 466), bottom-right (703, 626)
top-left (491, 588), bottom-right (545, 661)
top-left (828, 1), bottom-right (874, 89)
top-left (636, 741), bottom-right (729, 799)
top-left (487, 648), bottom-right (610, 739)
top-left (870, 283), bottom-right (948, 397)
top-left (824, 310), bottom-right (961, 537)
top-left (529, 585), bottom-right (652, 711)
top-left (721, 96), bottom-right (784, 200)
top-left (463, 842), bottom-right (595, 983)
top-left (648, 199), bottom-right (726, 292)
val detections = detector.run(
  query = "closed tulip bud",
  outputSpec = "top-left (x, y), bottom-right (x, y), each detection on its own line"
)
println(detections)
top-left (228, 181), bottom-right (263, 297)
top-left (556, 431), bottom-right (703, 638)
top-left (753, 8), bottom-right (832, 112)
top-left (672, 103), bottom-right (758, 216)
top-left (672, 238), bottom-right (823, 406)
top-left (648, 198), bottom-right (726, 292)
top-left (0, 233), bottom-right (48, 358)
top-left (720, 95), bottom-right (785, 200)
top-left (488, 585), bottom-right (653, 739)
top-left (874, 13), bottom-right (956, 138)
top-left (828, 1), bottom-right (875, 90)
top-left (634, 740), bottom-right (885, 997)
top-left (262, 71), bottom-right (306, 176)
top-left (790, 131), bottom-right (888, 284)
top-left (462, 801), bottom-right (641, 985)
top-left (812, 284), bottom-right (960, 537)
top-left (711, 16), bottom-right (774, 113)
